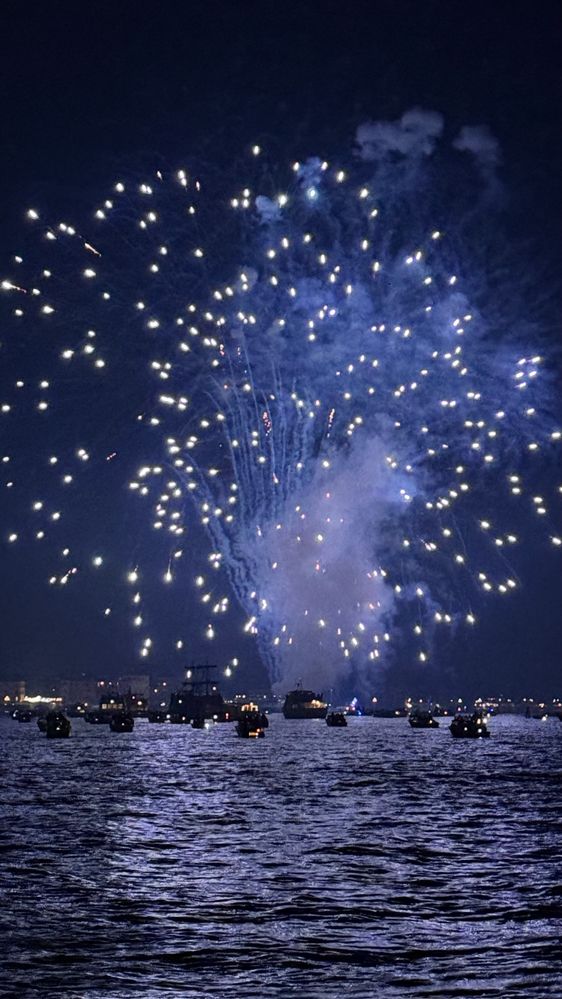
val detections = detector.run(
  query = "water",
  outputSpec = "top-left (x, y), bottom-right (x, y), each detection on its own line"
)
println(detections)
top-left (1, 714), bottom-right (561, 998)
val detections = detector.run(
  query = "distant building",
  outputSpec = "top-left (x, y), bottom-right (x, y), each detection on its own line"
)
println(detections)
top-left (53, 674), bottom-right (154, 708)
top-left (56, 678), bottom-right (100, 708)
top-left (1, 679), bottom-right (26, 705)
top-left (117, 674), bottom-right (150, 700)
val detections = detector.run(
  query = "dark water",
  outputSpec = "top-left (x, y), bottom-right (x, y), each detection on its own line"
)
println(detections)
top-left (1, 714), bottom-right (561, 998)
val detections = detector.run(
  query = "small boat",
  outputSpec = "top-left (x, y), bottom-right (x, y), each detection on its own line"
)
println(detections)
top-left (191, 716), bottom-right (205, 729)
top-left (37, 717), bottom-right (48, 733)
top-left (238, 702), bottom-right (269, 728)
top-left (236, 714), bottom-right (265, 738)
top-left (14, 710), bottom-right (33, 723)
top-left (326, 711), bottom-right (347, 728)
top-left (450, 712), bottom-right (490, 739)
top-left (409, 708), bottom-right (439, 729)
top-left (84, 710), bottom-right (110, 724)
top-left (109, 711), bottom-right (134, 733)
top-left (147, 710), bottom-right (167, 723)
top-left (46, 712), bottom-right (71, 739)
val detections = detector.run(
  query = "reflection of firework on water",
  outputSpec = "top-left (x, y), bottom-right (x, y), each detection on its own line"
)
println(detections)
top-left (1, 120), bottom-right (560, 692)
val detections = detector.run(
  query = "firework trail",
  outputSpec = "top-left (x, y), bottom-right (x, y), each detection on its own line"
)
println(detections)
top-left (1, 111), bottom-right (559, 692)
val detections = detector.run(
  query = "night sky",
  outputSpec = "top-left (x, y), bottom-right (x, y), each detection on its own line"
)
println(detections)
top-left (0, 0), bottom-right (560, 697)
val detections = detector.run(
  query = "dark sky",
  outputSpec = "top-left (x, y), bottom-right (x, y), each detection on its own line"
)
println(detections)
top-left (0, 0), bottom-right (560, 697)
top-left (1, 1), bottom-right (560, 221)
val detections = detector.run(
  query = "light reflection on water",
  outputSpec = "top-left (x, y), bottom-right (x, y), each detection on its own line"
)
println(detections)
top-left (1, 714), bottom-right (561, 997)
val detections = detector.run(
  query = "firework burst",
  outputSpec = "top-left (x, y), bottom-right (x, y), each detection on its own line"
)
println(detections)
top-left (1, 121), bottom-right (559, 691)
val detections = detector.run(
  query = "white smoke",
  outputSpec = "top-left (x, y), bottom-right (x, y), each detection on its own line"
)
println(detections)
top-left (255, 194), bottom-right (282, 223)
top-left (257, 437), bottom-right (405, 694)
top-left (355, 108), bottom-right (444, 161)
top-left (453, 124), bottom-right (501, 169)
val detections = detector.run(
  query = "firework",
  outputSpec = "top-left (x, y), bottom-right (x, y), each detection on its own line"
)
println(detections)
top-left (1, 124), bottom-right (559, 692)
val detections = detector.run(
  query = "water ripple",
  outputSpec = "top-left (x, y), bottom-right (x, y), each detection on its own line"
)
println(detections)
top-left (1, 714), bottom-right (561, 997)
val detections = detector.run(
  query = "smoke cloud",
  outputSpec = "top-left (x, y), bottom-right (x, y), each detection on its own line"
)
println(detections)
top-left (257, 438), bottom-right (403, 694)
top-left (355, 108), bottom-right (444, 160)
top-left (453, 124), bottom-right (501, 169)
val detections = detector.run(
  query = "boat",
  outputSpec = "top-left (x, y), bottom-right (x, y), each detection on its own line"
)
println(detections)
top-left (84, 709), bottom-right (110, 724)
top-left (13, 709), bottom-right (33, 723)
top-left (46, 712), bottom-right (71, 739)
top-left (121, 688), bottom-right (148, 717)
top-left (282, 684), bottom-right (328, 719)
top-left (169, 712), bottom-right (191, 724)
top-left (238, 702), bottom-right (269, 728)
top-left (408, 707), bottom-right (439, 729)
top-left (449, 711), bottom-right (490, 739)
top-left (236, 713), bottom-right (266, 738)
top-left (37, 716), bottom-right (48, 733)
top-left (147, 710), bottom-right (167, 723)
top-left (109, 711), bottom-right (134, 733)
top-left (326, 711), bottom-right (347, 727)
top-left (191, 716), bottom-right (205, 729)
top-left (169, 664), bottom-right (227, 723)
top-left (84, 693), bottom-right (125, 725)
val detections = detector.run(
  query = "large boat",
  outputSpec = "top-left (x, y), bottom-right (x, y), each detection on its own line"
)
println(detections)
top-left (282, 684), bottom-right (328, 719)
top-left (168, 664), bottom-right (227, 723)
